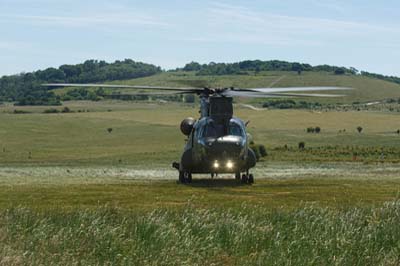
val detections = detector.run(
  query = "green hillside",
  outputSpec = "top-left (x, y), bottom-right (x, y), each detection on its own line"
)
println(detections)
top-left (2, 59), bottom-right (400, 106)
top-left (87, 70), bottom-right (400, 104)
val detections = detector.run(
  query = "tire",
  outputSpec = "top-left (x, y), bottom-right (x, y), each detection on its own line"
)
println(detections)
top-left (179, 171), bottom-right (185, 183)
top-left (187, 173), bottom-right (192, 183)
top-left (241, 174), bottom-right (248, 183)
top-left (248, 174), bottom-right (254, 184)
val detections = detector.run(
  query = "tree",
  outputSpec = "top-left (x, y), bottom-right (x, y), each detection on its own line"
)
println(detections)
top-left (315, 126), bottom-right (321, 133)
top-left (334, 68), bottom-right (346, 75)
top-left (107, 128), bottom-right (113, 133)
top-left (184, 94), bottom-right (195, 103)
top-left (357, 126), bottom-right (363, 133)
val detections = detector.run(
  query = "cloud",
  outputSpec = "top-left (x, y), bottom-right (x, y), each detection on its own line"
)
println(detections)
top-left (194, 2), bottom-right (400, 46)
top-left (0, 41), bottom-right (32, 51)
top-left (0, 10), bottom-right (170, 29)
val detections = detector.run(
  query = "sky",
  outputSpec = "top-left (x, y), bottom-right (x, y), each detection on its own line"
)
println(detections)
top-left (0, 0), bottom-right (399, 77)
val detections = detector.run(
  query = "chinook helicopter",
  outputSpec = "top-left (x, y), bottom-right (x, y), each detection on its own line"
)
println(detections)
top-left (43, 83), bottom-right (350, 184)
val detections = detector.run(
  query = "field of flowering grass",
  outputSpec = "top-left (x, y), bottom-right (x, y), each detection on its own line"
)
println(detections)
top-left (1, 201), bottom-right (400, 265)
top-left (1, 101), bottom-right (400, 264)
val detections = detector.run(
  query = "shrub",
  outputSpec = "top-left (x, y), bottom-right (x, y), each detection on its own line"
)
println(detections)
top-left (184, 94), bottom-right (195, 103)
top-left (43, 108), bottom-right (60, 114)
top-left (61, 107), bottom-right (71, 113)
top-left (315, 127), bottom-right (321, 133)
top-left (307, 127), bottom-right (315, 133)
top-left (357, 126), bottom-right (363, 133)
top-left (13, 109), bottom-right (31, 114)
top-left (107, 128), bottom-right (113, 133)
top-left (259, 144), bottom-right (267, 157)
top-left (298, 142), bottom-right (305, 150)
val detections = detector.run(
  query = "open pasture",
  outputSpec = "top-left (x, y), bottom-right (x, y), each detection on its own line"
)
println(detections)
top-left (1, 101), bottom-right (400, 265)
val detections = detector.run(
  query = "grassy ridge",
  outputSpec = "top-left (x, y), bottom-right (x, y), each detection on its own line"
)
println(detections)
top-left (96, 71), bottom-right (400, 104)
top-left (2, 202), bottom-right (400, 265)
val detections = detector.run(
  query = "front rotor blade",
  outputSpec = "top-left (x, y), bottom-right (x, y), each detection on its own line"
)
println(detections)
top-left (42, 83), bottom-right (199, 92)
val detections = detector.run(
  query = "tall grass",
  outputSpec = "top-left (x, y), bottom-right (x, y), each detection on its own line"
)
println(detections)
top-left (1, 202), bottom-right (400, 265)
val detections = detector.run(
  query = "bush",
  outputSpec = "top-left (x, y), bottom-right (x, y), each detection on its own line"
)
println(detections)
top-left (107, 128), bottom-right (113, 133)
top-left (357, 126), bottom-right (363, 133)
top-left (315, 127), bottom-right (321, 133)
top-left (307, 127), bottom-right (315, 133)
top-left (43, 108), bottom-right (60, 114)
top-left (259, 144), bottom-right (267, 157)
top-left (61, 107), bottom-right (71, 113)
top-left (184, 94), bottom-right (195, 103)
top-left (13, 109), bottom-right (31, 114)
top-left (298, 142), bottom-right (305, 150)
top-left (334, 68), bottom-right (346, 75)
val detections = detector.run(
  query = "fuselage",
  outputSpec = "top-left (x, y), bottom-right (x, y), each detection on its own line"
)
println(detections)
top-left (180, 116), bottom-right (256, 174)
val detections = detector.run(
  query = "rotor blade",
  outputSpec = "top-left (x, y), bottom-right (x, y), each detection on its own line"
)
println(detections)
top-left (265, 92), bottom-right (345, 98)
top-left (222, 90), bottom-right (344, 98)
top-left (243, 86), bottom-right (352, 93)
top-left (105, 91), bottom-right (185, 96)
top-left (42, 83), bottom-right (199, 92)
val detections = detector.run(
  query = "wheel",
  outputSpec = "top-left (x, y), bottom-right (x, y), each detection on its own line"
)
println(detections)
top-left (235, 172), bottom-right (241, 180)
top-left (181, 172), bottom-right (191, 183)
top-left (248, 174), bottom-right (254, 184)
top-left (241, 174), bottom-right (248, 183)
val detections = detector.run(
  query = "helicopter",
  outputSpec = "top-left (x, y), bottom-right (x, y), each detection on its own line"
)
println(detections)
top-left (43, 83), bottom-right (350, 184)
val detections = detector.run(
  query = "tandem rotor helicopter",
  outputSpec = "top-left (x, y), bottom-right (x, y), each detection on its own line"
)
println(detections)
top-left (43, 83), bottom-right (350, 184)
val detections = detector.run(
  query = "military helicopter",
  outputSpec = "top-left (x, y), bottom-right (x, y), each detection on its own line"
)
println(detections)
top-left (43, 83), bottom-right (350, 184)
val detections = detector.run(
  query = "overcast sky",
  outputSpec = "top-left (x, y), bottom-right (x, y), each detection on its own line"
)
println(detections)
top-left (0, 0), bottom-right (399, 77)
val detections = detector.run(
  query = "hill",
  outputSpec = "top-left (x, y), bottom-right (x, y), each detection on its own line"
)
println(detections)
top-left (1, 59), bottom-right (400, 105)
top-left (95, 71), bottom-right (400, 105)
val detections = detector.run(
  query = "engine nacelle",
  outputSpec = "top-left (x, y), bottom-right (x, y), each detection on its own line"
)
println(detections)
top-left (180, 117), bottom-right (196, 136)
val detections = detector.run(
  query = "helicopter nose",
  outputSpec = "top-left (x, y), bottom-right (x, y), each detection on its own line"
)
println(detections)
top-left (206, 136), bottom-right (243, 156)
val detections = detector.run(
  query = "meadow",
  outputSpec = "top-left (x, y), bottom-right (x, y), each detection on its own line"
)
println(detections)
top-left (1, 100), bottom-right (400, 265)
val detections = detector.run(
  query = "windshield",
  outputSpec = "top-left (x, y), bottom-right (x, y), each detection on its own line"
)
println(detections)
top-left (203, 124), bottom-right (224, 138)
top-left (201, 122), bottom-right (244, 138)
top-left (229, 124), bottom-right (244, 137)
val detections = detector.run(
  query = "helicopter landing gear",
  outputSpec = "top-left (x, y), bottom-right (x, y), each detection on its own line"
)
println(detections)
top-left (248, 174), bottom-right (254, 184)
top-left (235, 172), bottom-right (241, 180)
top-left (179, 171), bottom-right (192, 184)
top-left (241, 171), bottom-right (254, 184)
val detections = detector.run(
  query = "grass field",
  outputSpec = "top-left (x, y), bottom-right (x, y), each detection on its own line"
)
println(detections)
top-left (1, 101), bottom-right (400, 265)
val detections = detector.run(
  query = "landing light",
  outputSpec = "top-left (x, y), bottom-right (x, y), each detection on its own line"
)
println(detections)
top-left (226, 160), bottom-right (234, 169)
top-left (213, 161), bottom-right (220, 169)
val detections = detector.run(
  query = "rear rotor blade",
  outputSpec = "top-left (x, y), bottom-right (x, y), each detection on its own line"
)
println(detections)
top-left (244, 86), bottom-right (352, 93)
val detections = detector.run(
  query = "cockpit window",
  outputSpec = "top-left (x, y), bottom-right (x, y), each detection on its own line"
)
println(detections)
top-left (203, 124), bottom-right (224, 138)
top-left (229, 124), bottom-right (244, 137)
top-left (199, 120), bottom-right (244, 138)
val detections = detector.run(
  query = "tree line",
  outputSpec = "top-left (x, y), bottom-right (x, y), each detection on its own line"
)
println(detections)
top-left (179, 60), bottom-right (359, 76)
top-left (0, 59), bottom-right (161, 105)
